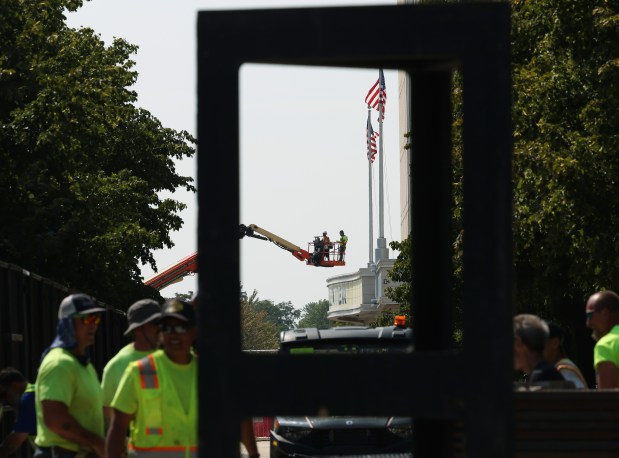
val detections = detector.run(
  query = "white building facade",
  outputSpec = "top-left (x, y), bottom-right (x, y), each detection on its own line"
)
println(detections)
top-left (326, 258), bottom-right (401, 325)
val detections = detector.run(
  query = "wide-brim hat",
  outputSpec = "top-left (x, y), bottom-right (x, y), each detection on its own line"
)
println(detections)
top-left (58, 294), bottom-right (106, 320)
top-left (124, 299), bottom-right (162, 335)
top-left (159, 299), bottom-right (196, 325)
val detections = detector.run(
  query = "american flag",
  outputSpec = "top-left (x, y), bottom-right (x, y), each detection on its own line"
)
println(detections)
top-left (364, 69), bottom-right (387, 120)
top-left (366, 111), bottom-right (379, 162)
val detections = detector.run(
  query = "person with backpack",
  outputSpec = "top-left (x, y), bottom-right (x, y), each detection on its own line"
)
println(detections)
top-left (544, 321), bottom-right (587, 389)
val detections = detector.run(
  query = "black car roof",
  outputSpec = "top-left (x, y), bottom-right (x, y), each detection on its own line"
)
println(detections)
top-left (280, 325), bottom-right (412, 344)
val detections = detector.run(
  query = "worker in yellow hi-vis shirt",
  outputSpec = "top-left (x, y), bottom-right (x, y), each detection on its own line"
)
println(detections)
top-left (101, 299), bottom-right (161, 428)
top-left (105, 299), bottom-right (197, 458)
top-left (34, 294), bottom-right (106, 458)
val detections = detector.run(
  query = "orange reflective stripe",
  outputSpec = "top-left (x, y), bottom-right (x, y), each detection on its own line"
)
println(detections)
top-left (146, 427), bottom-right (163, 435)
top-left (137, 354), bottom-right (159, 389)
top-left (128, 445), bottom-right (198, 451)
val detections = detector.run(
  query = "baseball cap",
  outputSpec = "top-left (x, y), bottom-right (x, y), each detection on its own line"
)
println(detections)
top-left (58, 293), bottom-right (106, 320)
top-left (160, 299), bottom-right (196, 325)
top-left (124, 299), bottom-right (162, 335)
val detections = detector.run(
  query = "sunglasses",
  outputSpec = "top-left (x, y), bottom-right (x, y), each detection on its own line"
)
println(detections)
top-left (160, 323), bottom-right (190, 334)
top-left (74, 314), bottom-right (102, 326)
top-left (586, 308), bottom-right (605, 320)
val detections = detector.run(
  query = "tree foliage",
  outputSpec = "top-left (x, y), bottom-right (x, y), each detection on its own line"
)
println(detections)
top-left (384, 238), bottom-right (411, 309)
top-left (298, 299), bottom-right (331, 329)
top-left (385, 0), bottom-right (619, 345)
top-left (510, 0), bottom-right (619, 322)
top-left (172, 291), bottom-right (194, 302)
top-left (241, 290), bottom-right (279, 351)
top-left (0, 0), bottom-right (195, 306)
top-left (373, 239), bottom-right (411, 327)
top-left (252, 298), bottom-right (301, 332)
top-left (240, 293), bottom-right (334, 346)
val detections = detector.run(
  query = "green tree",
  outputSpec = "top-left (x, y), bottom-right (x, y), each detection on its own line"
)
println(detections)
top-left (372, 239), bottom-right (411, 327)
top-left (384, 238), bottom-right (411, 309)
top-left (172, 292), bottom-right (194, 302)
top-left (388, 1), bottom-right (619, 345)
top-left (0, 0), bottom-right (195, 306)
top-left (509, 0), bottom-right (619, 322)
top-left (298, 299), bottom-right (331, 329)
top-left (240, 289), bottom-right (279, 350)
top-left (253, 298), bottom-right (301, 332)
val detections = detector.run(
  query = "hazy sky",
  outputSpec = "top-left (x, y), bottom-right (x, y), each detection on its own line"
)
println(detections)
top-left (66, 0), bottom-right (402, 308)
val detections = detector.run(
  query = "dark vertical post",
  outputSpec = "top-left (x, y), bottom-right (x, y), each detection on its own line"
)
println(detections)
top-left (410, 69), bottom-right (454, 458)
top-left (197, 22), bottom-right (243, 456)
top-left (462, 32), bottom-right (513, 457)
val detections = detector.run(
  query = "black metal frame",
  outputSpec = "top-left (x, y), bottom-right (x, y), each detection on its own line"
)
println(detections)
top-left (0, 261), bottom-right (128, 458)
top-left (197, 3), bottom-right (512, 457)
top-left (0, 261), bottom-right (128, 379)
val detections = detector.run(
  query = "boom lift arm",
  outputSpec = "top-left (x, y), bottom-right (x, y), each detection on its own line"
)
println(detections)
top-left (239, 224), bottom-right (309, 262)
top-left (146, 224), bottom-right (345, 291)
top-left (144, 252), bottom-right (198, 291)
top-left (239, 224), bottom-right (345, 267)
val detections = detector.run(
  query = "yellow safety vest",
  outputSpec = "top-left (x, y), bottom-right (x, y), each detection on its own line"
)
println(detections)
top-left (128, 353), bottom-right (197, 458)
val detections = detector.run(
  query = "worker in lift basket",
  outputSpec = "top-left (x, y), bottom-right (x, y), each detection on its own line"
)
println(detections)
top-left (322, 231), bottom-right (331, 260)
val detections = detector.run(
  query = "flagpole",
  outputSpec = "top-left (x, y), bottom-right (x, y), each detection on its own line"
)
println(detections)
top-left (368, 106), bottom-right (374, 266)
top-left (375, 69), bottom-right (388, 264)
top-left (378, 82), bottom-right (384, 240)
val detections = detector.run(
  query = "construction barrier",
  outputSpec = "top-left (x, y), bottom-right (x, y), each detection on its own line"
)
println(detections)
top-left (0, 260), bottom-right (128, 458)
top-left (253, 417), bottom-right (274, 439)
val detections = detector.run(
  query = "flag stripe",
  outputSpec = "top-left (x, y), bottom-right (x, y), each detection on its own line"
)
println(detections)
top-left (364, 69), bottom-right (387, 120)
top-left (365, 80), bottom-right (380, 108)
top-left (366, 112), bottom-right (379, 163)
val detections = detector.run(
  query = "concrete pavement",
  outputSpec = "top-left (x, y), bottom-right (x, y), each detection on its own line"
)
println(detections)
top-left (240, 437), bottom-right (270, 457)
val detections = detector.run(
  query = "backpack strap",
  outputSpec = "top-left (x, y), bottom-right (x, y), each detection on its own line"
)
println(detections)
top-left (556, 363), bottom-right (587, 387)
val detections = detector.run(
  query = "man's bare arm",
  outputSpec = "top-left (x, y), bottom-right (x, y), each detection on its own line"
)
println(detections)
top-left (241, 418), bottom-right (259, 457)
top-left (41, 400), bottom-right (104, 457)
top-left (105, 408), bottom-right (134, 458)
top-left (103, 406), bottom-right (113, 431)
top-left (596, 361), bottom-right (618, 389)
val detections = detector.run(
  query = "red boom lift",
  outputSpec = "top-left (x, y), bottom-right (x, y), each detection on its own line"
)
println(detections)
top-left (143, 252), bottom-right (198, 291)
top-left (144, 223), bottom-right (345, 291)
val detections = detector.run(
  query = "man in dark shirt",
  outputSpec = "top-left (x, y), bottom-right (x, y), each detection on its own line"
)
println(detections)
top-left (514, 314), bottom-right (565, 384)
top-left (0, 367), bottom-right (36, 456)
